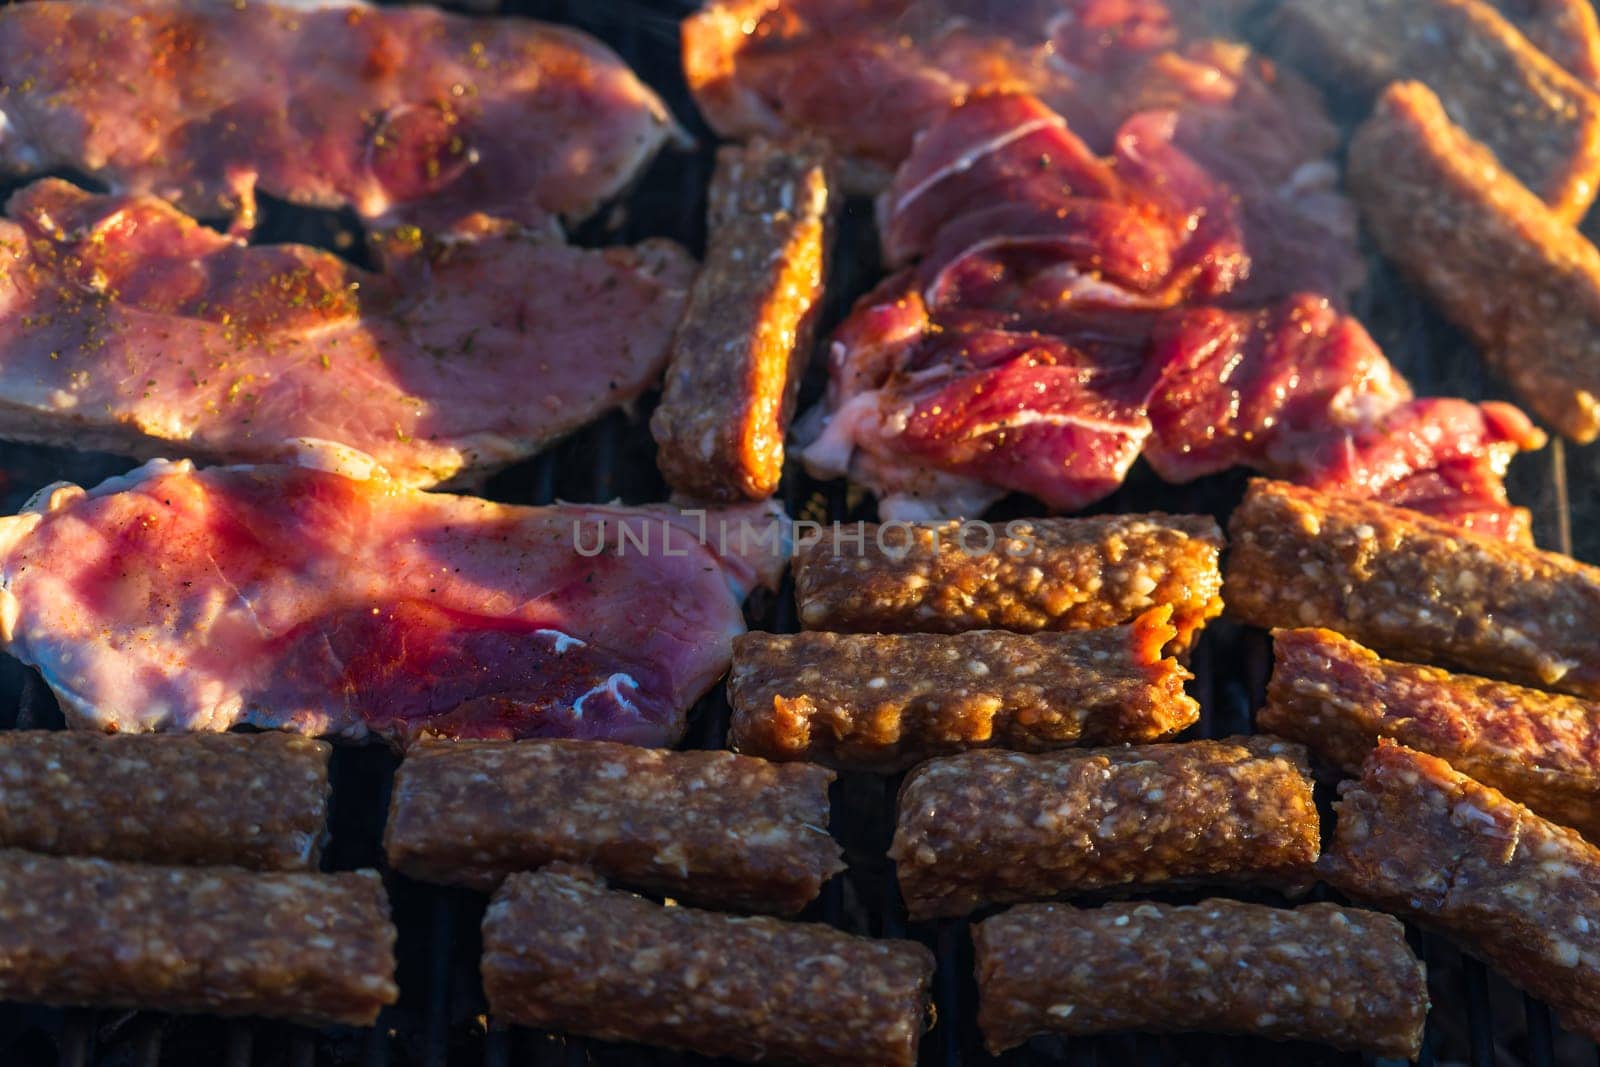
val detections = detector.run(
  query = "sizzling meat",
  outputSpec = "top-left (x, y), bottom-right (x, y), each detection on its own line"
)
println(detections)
top-left (798, 84), bottom-right (1542, 527)
top-left (802, 275), bottom-right (1541, 534)
top-left (789, 512), bottom-right (1224, 652)
top-left (974, 899), bottom-right (1428, 1058)
top-left (0, 445), bottom-right (784, 746)
top-left (1226, 479), bottom-right (1600, 700)
top-left (1270, 0), bottom-right (1600, 222)
top-left (651, 136), bottom-right (836, 501)
top-left (0, 180), bottom-right (693, 488)
top-left (1145, 301), bottom-right (1543, 542)
top-left (1491, 0), bottom-right (1600, 85)
top-left (1350, 81), bottom-right (1600, 444)
top-left (1264, 627), bottom-right (1600, 841)
top-left (0, 0), bottom-right (678, 232)
top-left (1322, 742), bottom-right (1600, 1043)
top-left (685, 0), bottom-right (1345, 205)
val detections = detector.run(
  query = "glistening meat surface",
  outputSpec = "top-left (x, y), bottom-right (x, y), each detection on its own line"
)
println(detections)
top-left (799, 278), bottom-right (1161, 517)
top-left (0, 0), bottom-right (678, 231)
top-left (0, 180), bottom-right (693, 489)
top-left (0, 445), bottom-right (784, 747)
top-left (803, 274), bottom-right (1541, 534)
top-left (883, 89), bottom-right (1358, 309)
top-left (1144, 300), bottom-right (1543, 541)
top-left (685, 0), bottom-right (1347, 219)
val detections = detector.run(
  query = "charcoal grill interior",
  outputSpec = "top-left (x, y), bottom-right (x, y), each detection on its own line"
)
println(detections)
top-left (0, 0), bottom-right (1598, 1064)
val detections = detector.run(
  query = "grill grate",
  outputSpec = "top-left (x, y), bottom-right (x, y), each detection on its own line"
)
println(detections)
top-left (1, 0), bottom-right (1599, 1064)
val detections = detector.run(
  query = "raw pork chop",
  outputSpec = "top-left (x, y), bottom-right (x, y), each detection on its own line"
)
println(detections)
top-left (0, 443), bottom-right (785, 747)
top-left (0, 179), bottom-right (693, 488)
top-left (799, 275), bottom-right (1162, 518)
top-left (1143, 301), bottom-right (1545, 541)
top-left (803, 283), bottom-right (1543, 536)
top-left (0, 0), bottom-right (678, 231)
top-left (881, 90), bottom-right (1358, 312)
top-left (685, 0), bottom-right (1343, 204)
top-left (799, 83), bottom-right (1538, 535)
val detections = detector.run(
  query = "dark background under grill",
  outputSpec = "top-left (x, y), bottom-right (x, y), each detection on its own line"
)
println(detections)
top-left (1, 0), bottom-right (1599, 1064)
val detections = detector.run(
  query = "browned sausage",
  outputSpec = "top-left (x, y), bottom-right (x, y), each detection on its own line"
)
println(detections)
top-left (890, 737), bottom-right (1320, 919)
top-left (973, 898), bottom-right (1428, 1058)
top-left (385, 739), bottom-right (841, 912)
top-left (1264, 627), bottom-right (1600, 839)
top-left (0, 731), bottom-right (330, 869)
top-left (0, 850), bottom-right (396, 1025)
top-left (1321, 741), bottom-right (1600, 1041)
top-left (792, 513), bottom-right (1224, 654)
top-left (1226, 479), bottom-right (1600, 697)
top-left (728, 607), bottom-right (1198, 773)
top-left (1349, 80), bottom-right (1600, 442)
top-left (651, 136), bottom-right (835, 500)
top-left (1272, 0), bottom-right (1600, 221)
top-left (481, 865), bottom-right (934, 1066)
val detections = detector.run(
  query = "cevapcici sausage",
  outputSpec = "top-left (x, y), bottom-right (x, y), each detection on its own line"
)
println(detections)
top-left (1264, 627), bottom-right (1600, 839)
top-left (727, 607), bottom-right (1198, 773)
top-left (1321, 741), bottom-right (1600, 1041)
top-left (0, 731), bottom-right (330, 869)
top-left (0, 850), bottom-right (396, 1025)
top-left (481, 865), bottom-right (935, 1067)
top-left (384, 739), bottom-right (841, 912)
top-left (1225, 479), bottom-right (1600, 698)
top-left (889, 737), bottom-right (1319, 920)
top-left (973, 898), bottom-right (1428, 1058)
top-left (650, 136), bottom-right (835, 500)
top-left (1348, 80), bottom-right (1600, 442)
top-left (1270, 0), bottom-right (1600, 221)
top-left (792, 513), bottom-right (1224, 653)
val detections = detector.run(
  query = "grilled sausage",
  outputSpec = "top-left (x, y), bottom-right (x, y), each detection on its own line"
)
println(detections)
top-left (0, 731), bottom-right (330, 870)
top-left (1272, 0), bottom-right (1600, 221)
top-left (974, 898), bottom-right (1428, 1058)
top-left (1322, 741), bottom-right (1600, 1042)
top-left (1264, 627), bottom-right (1600, 839)
top-left (0, 851), bottom-right (396, 1025)
top-left (792, 513), bottom-right (1224, 654)
top-left (728, 608), bottom-right (1198, 773)
top-left (481, 865), bottom-right (934, 1066)
top-left (651, 136), bottom-right (835, 500)
top-left (1349, 80), bottom-right (1600, 443)
top-left (385, 739), bottom-right (841, 913)
top-left (890, 737), bottom-right (1320, 919)
top-left (1226, 479), bottom-right (1600, 697)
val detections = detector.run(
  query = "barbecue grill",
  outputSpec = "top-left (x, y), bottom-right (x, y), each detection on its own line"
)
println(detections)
top-left (0, 0), bottom-right (1595, 1064)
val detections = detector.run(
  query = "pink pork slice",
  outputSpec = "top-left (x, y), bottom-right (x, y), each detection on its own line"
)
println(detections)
top-left (0, 0), bottom-right (678, 232)
top-left (685, 0), bottom-right (1342, 215)
top-left (0, 179), bottom-right (693, 489)
top-left (881, 89), bottom-right (1356, 310)
top-left (0, 444), bottom-right (785, 747)
top-left (803, 279), bottom-right (1541, 534)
